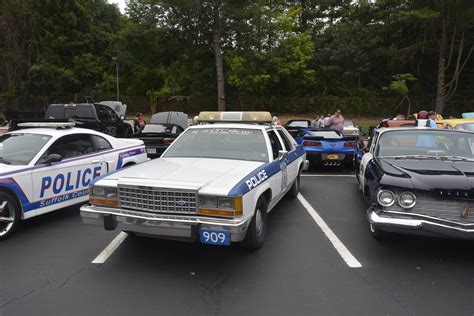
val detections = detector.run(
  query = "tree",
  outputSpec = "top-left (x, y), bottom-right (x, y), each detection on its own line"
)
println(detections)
top-left (384, 73), bottom-right (417, 117)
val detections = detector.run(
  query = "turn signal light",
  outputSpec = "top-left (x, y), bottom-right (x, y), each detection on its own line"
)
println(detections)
top-left (90, 198), bottom-right (119, 207)
top-left (303, 141), bottom-right (322, 147)
top-left (199, 209), bottom-right (243, 217)
top-left (344, 142), bottom-right (357, 147)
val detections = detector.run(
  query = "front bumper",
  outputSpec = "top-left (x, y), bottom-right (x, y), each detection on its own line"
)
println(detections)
top-left (80, 205), bottom-right (251, 242)
top-left (368, 206), bottom-right (474, 239)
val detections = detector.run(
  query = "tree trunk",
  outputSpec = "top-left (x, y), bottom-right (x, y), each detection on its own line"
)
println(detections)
top-left (435, 0), bottom-right (447, 114)
top-left (213, 4), bottom-right (226, 111)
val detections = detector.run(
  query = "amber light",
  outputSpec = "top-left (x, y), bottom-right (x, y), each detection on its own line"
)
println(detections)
top-left (90, 198), bottom-right (119, 207)
top-left (199, 209), bottom-right (243, 217)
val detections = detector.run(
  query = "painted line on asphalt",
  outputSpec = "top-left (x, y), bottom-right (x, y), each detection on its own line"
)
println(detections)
top-left (302, 174), bottom-right (354, 177)
top-left (297, 193), bottom-right (362, 268)
top-left (92, 231), bottom-right (128, 264)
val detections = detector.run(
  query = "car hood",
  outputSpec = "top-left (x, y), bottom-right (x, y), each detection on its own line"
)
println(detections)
top-left (378, 157), bottom-right (474, 191)
top-left (102, 157), bottom-right (265, 195)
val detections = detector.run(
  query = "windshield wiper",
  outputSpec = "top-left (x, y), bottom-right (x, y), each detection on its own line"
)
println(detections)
top-left (388, 155), bottom-right (433, 160)
top-left (437, 156), bottom-right (474, 162)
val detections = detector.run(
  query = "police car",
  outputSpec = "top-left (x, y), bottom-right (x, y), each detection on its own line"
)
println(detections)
top-left (0, 122), bottom-right (147, 240)
top-left (80, 112), bottom-right (309, 249)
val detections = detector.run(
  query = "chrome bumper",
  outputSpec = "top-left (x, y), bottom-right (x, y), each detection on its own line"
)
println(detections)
top-left (368, 206), bottom-right (474, 239)
top-left (80, 205), bottom-right (251, 242)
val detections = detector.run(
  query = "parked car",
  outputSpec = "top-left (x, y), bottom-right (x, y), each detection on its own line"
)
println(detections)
top-left (343, 119), bottom-right (360, 137)
top-left (284, 119), bottom-right (312, 139)
top-left (80, 111), bottom-right (309, 249)
top-left (357, 127), bottom-right (474, 240)
top-left (0, 122), bottom-right (147, 240)
top-left (437, 118), bottom-right (474, 131)
top-left (298, 129), bottom-right (362, 170)
top-left (135, 111), bottom-right (188, 158)
top-left (97, 101), bottom-right (127, 119)
top-left (45, 103), bottom-right (133, 138)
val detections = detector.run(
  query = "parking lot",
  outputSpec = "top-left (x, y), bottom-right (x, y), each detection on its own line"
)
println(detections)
top-left (2, 172), bottom-right (474, 315)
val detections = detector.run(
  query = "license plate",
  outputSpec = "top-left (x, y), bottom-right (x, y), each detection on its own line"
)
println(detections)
top-left (146, 148), bottom-right (157, 154)
top-left (199, 229), bottom-right (231, 246)
top-left (327, 154), bottom-right (339, 160)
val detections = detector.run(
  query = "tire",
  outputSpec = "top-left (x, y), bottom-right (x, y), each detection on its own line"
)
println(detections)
top-left (286, 172), bottom-right (300, 199)
top-left (0, 192), bottom-right (21, 241)
top-left (242, 196), bottom-right (268, 250)
top-left (369, 223), bottom-right (389, 241)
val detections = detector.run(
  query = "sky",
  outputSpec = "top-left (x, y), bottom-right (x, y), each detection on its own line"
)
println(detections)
top-left (108, 0), bottom-right (127, 13)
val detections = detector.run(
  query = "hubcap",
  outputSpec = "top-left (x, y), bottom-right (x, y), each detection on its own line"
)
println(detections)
top-left (0, 201), bottom-right (14, 237)
top-left (255, 208), bottom-right (264, 237)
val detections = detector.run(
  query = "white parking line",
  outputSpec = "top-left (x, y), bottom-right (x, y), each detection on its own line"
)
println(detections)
top-left (301, 174), bottom-right (354, 177)
top-left (92, 231), bottom-right (129, 264)
top-left (297, 193), bottom-right (362, 268)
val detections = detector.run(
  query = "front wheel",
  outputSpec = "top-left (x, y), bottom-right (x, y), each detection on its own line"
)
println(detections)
top-left (0, 192), bottom-right (20, 241)
top-left (286, 173), bottom-right (300, 199)
top-left (242, 196), bottom-right (268, 250)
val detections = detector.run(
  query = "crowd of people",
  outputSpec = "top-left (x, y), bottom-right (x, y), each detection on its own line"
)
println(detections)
top-left (309, 109), bottom-right (345, 132)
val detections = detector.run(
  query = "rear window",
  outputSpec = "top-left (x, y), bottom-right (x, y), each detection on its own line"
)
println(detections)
top-left (306, 130), bottom-right (342, 139)
top-left (45, 105), bottom-right (95, 119)
top-left (287, 121), bottom-right (310, 128)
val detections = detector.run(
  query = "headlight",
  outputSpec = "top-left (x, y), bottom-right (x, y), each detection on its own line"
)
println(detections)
top-left (398, 191), bottom-right (416, 209)
top-left (377, 189), bottom-right (395, 207)
top-left (90, 185), bottom-right (119, 207)
top-left (199, 195), bottom-right (243, 217)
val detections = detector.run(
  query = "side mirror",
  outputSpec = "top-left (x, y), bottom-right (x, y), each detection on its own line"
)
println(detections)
top-left (44, 154), bottom-right (63, 164)
top-left (278, 150), bottom-right (288, 161)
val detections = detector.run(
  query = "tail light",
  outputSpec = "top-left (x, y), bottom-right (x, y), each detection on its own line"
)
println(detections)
top-left (303, 141), bottom-right (322, 147)
top-left (344, 142), bottom-right (357, 147)
top-left (163, 137), bottom-right (175, 145)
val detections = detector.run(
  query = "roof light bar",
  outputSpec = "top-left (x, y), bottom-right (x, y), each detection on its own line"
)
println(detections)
top-left (198, 111), bottom-right (272, 123)
top-left (17, 122), bottom-right (76, 129)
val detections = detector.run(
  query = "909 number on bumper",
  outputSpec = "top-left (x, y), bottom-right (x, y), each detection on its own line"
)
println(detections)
top-left (199, 229), bottom-right (231, 246)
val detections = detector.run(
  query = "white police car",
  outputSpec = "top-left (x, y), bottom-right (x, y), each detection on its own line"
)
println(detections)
top-left (0, 122), bottom-right (147, 240)
top-left (81, 112), bottom-right (309, 249)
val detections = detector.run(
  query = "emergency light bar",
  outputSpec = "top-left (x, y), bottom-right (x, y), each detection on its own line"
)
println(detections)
top-left (17, 122), bottom-right (75, 129)
top-left (198, 111), bottom-right (272, 123)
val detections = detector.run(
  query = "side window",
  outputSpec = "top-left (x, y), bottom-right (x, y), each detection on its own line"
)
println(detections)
top-left (277, 129), bottom-right (294, 151)
top-left (267, 130), bottom-right (283, 160)
top-left (39, 134), bottom-right (95, 163)
top-left (92, 135), bottom-right (112, 151)
top-left (95, 105), bottom-right (110, 122)
top-left (370, 133), bottom-right (379, 155)
top-left (105, 106), bottom-right (119, 122)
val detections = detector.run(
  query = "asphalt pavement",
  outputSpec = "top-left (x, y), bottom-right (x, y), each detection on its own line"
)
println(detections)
top-left (2, 173), bottom-right (474, 315)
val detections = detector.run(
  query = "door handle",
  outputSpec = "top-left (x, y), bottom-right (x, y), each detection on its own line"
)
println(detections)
top-left (91, 160), bottom-right (101, 164)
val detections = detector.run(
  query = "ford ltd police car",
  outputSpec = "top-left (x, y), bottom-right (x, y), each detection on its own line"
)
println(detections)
top-left (80, 112), bottom-right (309, 249)
top-left (0, 122), bottom-right (147, 240)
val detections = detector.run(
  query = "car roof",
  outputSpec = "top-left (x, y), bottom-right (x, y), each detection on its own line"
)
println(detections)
top-left (8, 127), bottom-right (108, 137)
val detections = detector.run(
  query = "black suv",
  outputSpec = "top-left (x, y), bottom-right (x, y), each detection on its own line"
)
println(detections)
top-left (45, 103), bottom-right (133, 137)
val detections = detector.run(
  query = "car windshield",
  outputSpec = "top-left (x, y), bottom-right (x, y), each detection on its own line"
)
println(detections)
top-left (307, 130), bottom-right (342, 139)
top-left (0, 133), bottom-right (52, 165)
top-left (455, 123), bottom-right (474, 132)
top-left (287, 121), bottom-right (309, 128)
top-left (344, 120), bottom-right (354, 127)
top-left (163, 128), bottom-right (268, 162)
top-left (376, 130), bottom-right (474, 160)
top-left (141, 124), bottom-right (175, 134)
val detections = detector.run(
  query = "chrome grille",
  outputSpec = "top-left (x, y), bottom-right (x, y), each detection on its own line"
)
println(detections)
top-left (118, 185), bottom-right (198, 214)
top-left (386, 192), bottom-right (474, 224)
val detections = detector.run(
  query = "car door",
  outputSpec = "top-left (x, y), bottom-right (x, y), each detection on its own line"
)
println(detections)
top-left (276, 128), bottom-right (298, 184)
top-left (267, 130), bottom-right (287, 197)
top-left (31, 133), bottom-right (107, 216)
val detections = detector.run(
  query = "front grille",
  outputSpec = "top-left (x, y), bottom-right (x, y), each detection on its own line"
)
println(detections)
top-left (118, 185), bottom-right (198, 214)
top-left (386, 192), bottom-right (474, 224)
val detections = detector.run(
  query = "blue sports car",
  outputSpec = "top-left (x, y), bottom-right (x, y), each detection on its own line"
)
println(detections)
top-left (295, 129), bottom-right (363, 169)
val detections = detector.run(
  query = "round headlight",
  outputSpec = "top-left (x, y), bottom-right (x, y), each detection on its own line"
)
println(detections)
top-left (377, 189), bottom-right (395, 207)
top-left (398, 191), bottom-right (416, 209)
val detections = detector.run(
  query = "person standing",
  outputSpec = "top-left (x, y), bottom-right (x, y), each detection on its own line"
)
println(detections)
top-left (427, 111), bottom-right (437, 128)
top-left (329, 109), bottom-right (344, 132)
top-left (311, 115), bottom-right (319, 128)
top-left (317, 114), bottom-right (325, 128)
top-left (134, 112), bottom-right (146, 133)
top-left (323, 113), bottom-right (332, 128)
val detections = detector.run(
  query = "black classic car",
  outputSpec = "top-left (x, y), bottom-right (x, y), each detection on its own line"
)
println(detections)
top-left (357, 127), bottom-right (474, 240)
top-left (136, 111), bottom-right (188, 158)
